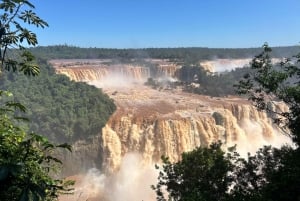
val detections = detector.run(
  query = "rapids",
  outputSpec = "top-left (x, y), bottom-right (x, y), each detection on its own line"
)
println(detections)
top-left (53, 59), bottom-right (290, 201)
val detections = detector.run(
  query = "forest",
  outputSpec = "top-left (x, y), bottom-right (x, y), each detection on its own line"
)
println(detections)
top-left (0, 58), bottom-right (116, 142)
top-left (1, 45), bottom-right (299, 200)
top-left (30, 44), bottom-right (300, 61)
top-left (0, 1), bottom-right (299, 200)
top-left (146, 65), bottom-right (253, 97)
top-left (29, 45), bottom-right (300, 98)
top-left (1, 45), bottom-right (297, 143)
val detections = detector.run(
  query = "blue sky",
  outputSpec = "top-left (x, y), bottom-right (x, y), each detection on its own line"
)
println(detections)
top-left (30, 0), bottom-right (300, 48)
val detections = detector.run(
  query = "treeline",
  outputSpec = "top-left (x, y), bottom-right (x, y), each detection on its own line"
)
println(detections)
top-left (28, 45), bottom-right (298, 99)
top-left (0, 58), bottom-right (116, 143)
top-left (145, 65), bottom-right (252, 97)
top-left (177, 65), bottom-right (252, 97)
top-left (30, 45), bottom-right (300, 61)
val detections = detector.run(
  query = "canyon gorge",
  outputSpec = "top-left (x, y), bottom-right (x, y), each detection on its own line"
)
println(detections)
top-left (51, 59), bottom-right (291, 201)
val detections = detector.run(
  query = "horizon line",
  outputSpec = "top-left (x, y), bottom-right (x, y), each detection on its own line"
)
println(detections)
top-left (32, 44), bottom-right (300, 50)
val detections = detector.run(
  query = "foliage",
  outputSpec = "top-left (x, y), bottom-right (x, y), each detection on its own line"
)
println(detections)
top-left (0, 58), bottom-right (116, 142)
top-left (234, 43), bottom-right (300, 201)
top-left (0, 1), bottom-right (75, 200)
top-left (212, 112), bottom-right (224, 125)
top-left (152, 142), bottom-right (240, 201)
top-left (28, 45), bottom-right (299, 98)
top-left (0, 0), bottom-right (48, 76)
top-left (29, 45), bottom-right (300, 61)
top-left (177, 64), bottom-right (252, 97)
top-left (153, 142), bottom-right (297, 201)
top-left (153, 45), bottom-right (300, 201)
top-left (236, 43), bottom-right (300, 145)
top-left (0, 90), bottom-right (74, 201)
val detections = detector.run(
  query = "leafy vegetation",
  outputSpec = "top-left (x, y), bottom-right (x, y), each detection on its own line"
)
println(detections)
top-left (0, 1), bottom-right (76, 200)
top-left (0, 58), bottom-right (116, 142)
top-left (234, 44), bottom-right (300, 201)
top-left (236, 44), bottom-right (300, 144)
top-left (153, 45), bottom-right (300, 201)
top-left (177, 65), bottom-right (251, 96)
top-left (145, 64), bottom-right (253, 97)
top-left (0, 0), bottom-right (48, 76)
top-left (28, 45), bottom-right (300, 97)
top-left (152, 142), bottom-right (234, 201)
top-left (0, 90), bottom-right (74, 201)
top-left (29, 45), bottom-right (300, 61)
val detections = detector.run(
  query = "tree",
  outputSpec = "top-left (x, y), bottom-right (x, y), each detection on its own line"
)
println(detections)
top-left (153, 44), bottom-right (300, 201)
top-left (236, 43), bottom-right (300, 145)
top-left (0, 1), bottom-right (74, 200)
top-left (152, 142), bottom-right (236, 201)
top-left (0, 0), bottom-right (48, 76)
top-left (235, 43), bottom-right (300, 201)
top-left (0, 90), bottom-right (74, 201)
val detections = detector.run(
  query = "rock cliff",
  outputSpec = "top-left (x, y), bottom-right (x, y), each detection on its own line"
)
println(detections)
top-left (54, 59), bottom-right (290, 201)
top-left (51, 59), bottom-right (290, 173)
top-left (101, 86), bottom-right (289, 172)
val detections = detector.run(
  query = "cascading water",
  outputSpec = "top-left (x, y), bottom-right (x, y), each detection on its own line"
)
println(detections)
top-left (53, 59), bottom-right (291, 201)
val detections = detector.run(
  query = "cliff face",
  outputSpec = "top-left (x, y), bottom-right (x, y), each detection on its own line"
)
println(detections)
top-left (51, 59), bottom-right (180, 83)
top-left (51, 59), bottom-right (290, 174)
top-left (54, 59), bottom-right (291, 201)
top-left (59, 135), bottom-right (103, 176)
top-left (55, 65), bottom-right (150, 82)
top-left (101, 87), bottom-right (288, 172)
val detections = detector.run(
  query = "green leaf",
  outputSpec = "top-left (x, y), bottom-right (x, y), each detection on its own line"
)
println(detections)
top-left (4, 59), bottom-right (18, 72)
top-left (30, 133), bottom-right (47, 143)
top-left (5, 101), bottom-right (27, 112)
top-left (23, 0), bottom-right (35, 8)
top-left (19, 63), bottom-right (40, 76)
top-left (43, 142), bottom-right (55, 151)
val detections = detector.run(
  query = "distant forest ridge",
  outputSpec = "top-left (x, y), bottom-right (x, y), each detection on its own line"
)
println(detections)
top-left (30, 45), bottom-right (300, 61)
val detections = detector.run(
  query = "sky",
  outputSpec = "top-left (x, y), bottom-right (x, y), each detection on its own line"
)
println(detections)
top-left (29, 0), bottom-right (300, 48)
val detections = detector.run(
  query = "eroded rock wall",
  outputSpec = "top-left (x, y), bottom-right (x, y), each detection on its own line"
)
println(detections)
top-left (51, 60), bottom-right (289, 174)
top-left (101, 99), bottom-right (285, 172)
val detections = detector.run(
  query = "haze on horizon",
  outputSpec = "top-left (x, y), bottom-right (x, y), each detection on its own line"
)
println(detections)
top-left (31, 0), bottom-right (300, 49)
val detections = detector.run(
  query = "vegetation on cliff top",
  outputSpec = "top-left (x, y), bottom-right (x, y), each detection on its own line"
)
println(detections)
top-left (0, 58), bottom-right (116, 142)
top-left (30, 45), bottom-right (300, 61)
top-left (177, 64), bottom-right (252, 97)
